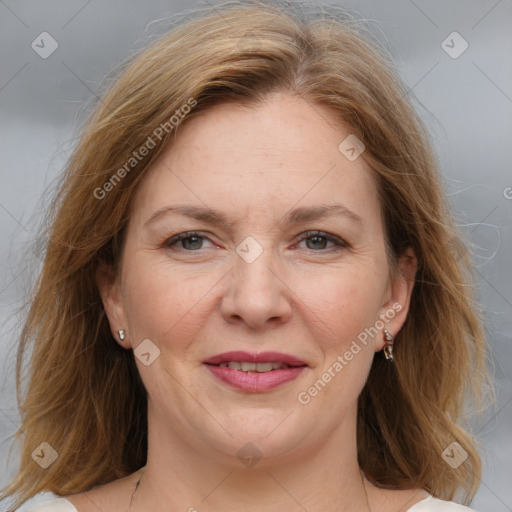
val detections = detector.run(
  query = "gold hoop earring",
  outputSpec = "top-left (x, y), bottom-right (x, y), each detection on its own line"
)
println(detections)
top-left (118, 329), bottom-right (126, 342)
top-left (383, 329), bottom-right (393, 361)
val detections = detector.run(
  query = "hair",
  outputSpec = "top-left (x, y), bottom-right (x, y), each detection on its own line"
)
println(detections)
top-left (1, 1), bottom-right (491, 510)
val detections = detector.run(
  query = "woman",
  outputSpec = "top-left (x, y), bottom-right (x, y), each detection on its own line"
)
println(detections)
top-left (1, 1), bottom-right (489, 511)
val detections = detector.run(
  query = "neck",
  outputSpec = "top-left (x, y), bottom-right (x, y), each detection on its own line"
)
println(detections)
top-left (132, 402), bottom-right (371, 512)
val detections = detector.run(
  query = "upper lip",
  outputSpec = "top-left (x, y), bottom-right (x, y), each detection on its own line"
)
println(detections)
top-left (203, 351), bottom-right (308, 366)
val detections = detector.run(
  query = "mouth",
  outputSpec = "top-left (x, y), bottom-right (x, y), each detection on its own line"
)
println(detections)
top-left (214, 361), bottom-right (303, 372)
top-left (203, 350), bottom-right (308, 370)
top-left (202, 351), bottom-right (308, 392)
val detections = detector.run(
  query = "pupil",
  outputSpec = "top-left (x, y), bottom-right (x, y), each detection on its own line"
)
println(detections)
top-left (184, 236), bottom-right (202, 250)
top-left (308, 236), bottom-right (326, 250)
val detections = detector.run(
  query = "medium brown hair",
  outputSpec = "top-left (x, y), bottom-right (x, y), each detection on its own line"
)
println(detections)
top-left (1, 1), bottom-right (490, 509)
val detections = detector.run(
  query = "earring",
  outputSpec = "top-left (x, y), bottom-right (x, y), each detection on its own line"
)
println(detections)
top-left (383, 329), bottom-right (393, 361)
top-left (118, 329), bottom-right (126, 342)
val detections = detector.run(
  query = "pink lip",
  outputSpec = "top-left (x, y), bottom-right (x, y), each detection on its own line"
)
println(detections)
top-left (203, 351), bottom-right (307, 366)
top-left (202, 351), bottom-right (308, 393)
top-left (205, 365), bottom-right (307, 392)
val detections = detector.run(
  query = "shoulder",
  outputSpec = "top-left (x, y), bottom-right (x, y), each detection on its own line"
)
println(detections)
top-left (21, 498), bottom-right (77, 512)
top-left (408, 496), bottom-right (480, 511)
top-left (17, 469), bottom-right (142, 512)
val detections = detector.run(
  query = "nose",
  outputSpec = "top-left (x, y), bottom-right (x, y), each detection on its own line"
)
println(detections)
top-left (220, 240), bottom-right (292, 330)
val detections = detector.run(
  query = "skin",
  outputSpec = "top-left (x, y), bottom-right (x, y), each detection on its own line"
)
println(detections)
top-left (69, 92), bottom-right (426, 512)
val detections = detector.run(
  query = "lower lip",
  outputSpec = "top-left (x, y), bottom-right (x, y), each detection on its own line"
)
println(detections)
top-left (204, 364), bottom-right (307, 392)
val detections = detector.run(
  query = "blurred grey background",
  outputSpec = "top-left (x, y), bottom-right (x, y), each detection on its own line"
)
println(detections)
top-left (0, 0), bottom-right (511, 510)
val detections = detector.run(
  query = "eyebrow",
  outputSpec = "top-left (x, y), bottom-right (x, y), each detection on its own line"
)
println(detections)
top-left (144, 203), bottom-right (363, 230)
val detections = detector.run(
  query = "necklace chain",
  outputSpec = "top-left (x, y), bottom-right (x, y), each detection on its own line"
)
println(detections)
top-left (128, 467), bottom-right (370, 512)
top-left (128, 467), bottom-right (145, 512)
top-left (361, 469), bottom-right (372, 512)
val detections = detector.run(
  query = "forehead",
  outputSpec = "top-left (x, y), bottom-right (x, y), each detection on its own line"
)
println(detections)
top-left (132, 92), bottom-right (380, 227)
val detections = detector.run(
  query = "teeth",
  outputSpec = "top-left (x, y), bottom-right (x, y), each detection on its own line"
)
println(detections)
top-left (218, 361), bottom-right (289, 372)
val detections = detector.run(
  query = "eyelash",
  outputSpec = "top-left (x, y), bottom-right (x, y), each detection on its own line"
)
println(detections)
top-left (163, 230), bottom-right (348, 254)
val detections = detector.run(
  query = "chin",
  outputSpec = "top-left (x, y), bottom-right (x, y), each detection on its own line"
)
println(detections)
top-left (192, 410), bottom-right (314, 465)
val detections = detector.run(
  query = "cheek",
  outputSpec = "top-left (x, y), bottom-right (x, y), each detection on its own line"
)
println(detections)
top-left (120, 256), bottom-right (206, 344)
top-left (293, 264), bottom-right (383, 404)
top-left (295, 263), bottom-right (384, 344)
top-left (301, 279), bottom-right (377, 408)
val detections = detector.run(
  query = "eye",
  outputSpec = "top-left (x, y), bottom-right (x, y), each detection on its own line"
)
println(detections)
top-left (163, 230), bottom-right (348, 254)
top-left (164, 231), bottom-right (215, 251)
top-left (295, 231), bottom-right (347, 252)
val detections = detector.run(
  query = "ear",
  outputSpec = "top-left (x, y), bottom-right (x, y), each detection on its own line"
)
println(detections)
top-left (96, 262), bottom-right (132, 349)
top-left (375, 247), bottom-right (417, 352)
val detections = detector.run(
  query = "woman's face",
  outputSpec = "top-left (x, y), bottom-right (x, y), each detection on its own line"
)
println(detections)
top-left (99, 92), bottom-right (415, 465)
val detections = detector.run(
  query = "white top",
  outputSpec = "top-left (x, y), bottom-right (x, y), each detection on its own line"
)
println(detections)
top-left (22, 495), bottom-right (480, 511)
top-left (23, 499), bottom-right (77, 512)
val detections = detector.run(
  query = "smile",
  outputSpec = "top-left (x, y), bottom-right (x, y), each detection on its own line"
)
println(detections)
top-left (217, 361), bottom-right (295, 372)
top-left (202, 350), bottom-right (309, 392)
